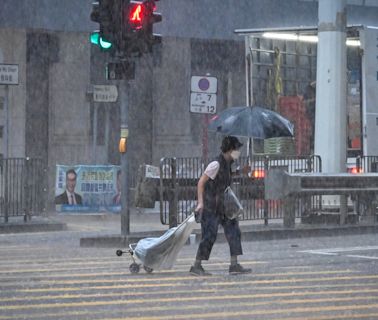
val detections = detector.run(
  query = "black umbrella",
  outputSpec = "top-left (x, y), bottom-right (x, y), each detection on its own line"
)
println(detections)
top-left (208, 106), bottom-right (294, 139)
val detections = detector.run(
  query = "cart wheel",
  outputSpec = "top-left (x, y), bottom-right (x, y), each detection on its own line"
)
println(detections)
top-left (143, 265), bottom-right (153, 273)
top-left (129, 262), bottom-right (140, 274)
top-left (116, 249), bottom-right (123, 257)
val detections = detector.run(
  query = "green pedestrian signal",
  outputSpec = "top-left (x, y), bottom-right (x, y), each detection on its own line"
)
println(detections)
top-left (90, 32), bottom-right (113, 50)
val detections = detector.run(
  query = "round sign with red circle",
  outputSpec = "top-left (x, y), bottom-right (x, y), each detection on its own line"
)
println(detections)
top-left (191, 76), bottom-right (217, 94)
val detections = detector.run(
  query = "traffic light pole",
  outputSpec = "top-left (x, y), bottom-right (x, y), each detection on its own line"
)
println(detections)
top-left (90, 0), bottom-right (162, 238)
top-left (120, 79), bottom-right (130, 237)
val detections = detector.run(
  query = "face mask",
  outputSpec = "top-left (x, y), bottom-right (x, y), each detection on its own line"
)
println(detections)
top-left (230, 150), bottom-right (241, 160)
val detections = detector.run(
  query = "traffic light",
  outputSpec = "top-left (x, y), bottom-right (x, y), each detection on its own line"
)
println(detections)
top-left (90, 31), bottom-right (113, 50)
top-left (120, 0), bottom-right (162, 56)
top-left (126, 1), bottom-right (145, 30)
top-left (120, 1), bottom-right (146, 55)
top-left (144, 0), bottom-right (162, 46)
top-left (90, 0), bottom-right (121, 51)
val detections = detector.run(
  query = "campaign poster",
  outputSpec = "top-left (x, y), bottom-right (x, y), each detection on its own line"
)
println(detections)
top-left (55, 165), bottom-right (121, 213)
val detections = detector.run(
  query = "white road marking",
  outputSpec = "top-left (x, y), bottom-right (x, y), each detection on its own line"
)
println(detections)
top-left (298, 245), bottom-right (378, 260)
top-left (346, 255), bottom-right (378, 260)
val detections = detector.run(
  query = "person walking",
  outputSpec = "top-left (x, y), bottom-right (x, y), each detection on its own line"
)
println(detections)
top-left (190, 136), bottom-right (252, 276)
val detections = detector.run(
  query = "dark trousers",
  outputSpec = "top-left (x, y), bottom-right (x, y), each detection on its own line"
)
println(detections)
top-left (196, 210), bottom-right (243, 261)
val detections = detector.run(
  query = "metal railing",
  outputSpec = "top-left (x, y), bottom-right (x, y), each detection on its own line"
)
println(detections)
top-left (356, 156), bottom-right (378, 173)
top-left (0, 158), bottom-right (45, 223)
top-left (159, 155), bottom-right (321, 225)
top-left (355, 155), bottom-right (378, 217)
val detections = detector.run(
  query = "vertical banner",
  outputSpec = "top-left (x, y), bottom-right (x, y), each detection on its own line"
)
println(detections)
top-left (55, 165), bottom-right (121, 213)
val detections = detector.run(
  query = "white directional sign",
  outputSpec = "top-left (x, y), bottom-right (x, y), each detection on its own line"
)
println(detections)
top-left (190, 92), bottom-right (217, 114)
top-left (190, 75), bottom-right (218, 114)
top-left (93, 85), bottom-right (118, 102)
top-left (0, 64), bottom-right (19, 85)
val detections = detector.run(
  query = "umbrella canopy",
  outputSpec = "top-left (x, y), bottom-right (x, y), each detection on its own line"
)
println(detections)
top-left (208, 106), bottom-right (294, 139)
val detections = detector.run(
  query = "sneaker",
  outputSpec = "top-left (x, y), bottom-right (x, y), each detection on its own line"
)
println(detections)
top-left (189, 265), bottom-right (212, 276)
top-left (229, 263), bottom-right (252, 275)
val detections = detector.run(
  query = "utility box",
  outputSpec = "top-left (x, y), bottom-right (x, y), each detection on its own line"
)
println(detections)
top-left (134, 164), bottom-right (160, 208)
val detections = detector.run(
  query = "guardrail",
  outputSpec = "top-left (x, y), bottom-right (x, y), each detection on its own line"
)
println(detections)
top-left (265, 168), bottom-right (378, 227)
top-left (135, 155), bottom-right (321, 227)
top-left (357, 155), bottom-right (378, 173)
top-left (0, 158), bottom-right (45, 223)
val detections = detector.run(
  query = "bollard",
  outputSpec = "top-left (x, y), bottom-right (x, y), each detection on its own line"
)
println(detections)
top-left (339, 195), bottom-right (348, 225)
top-left (168, 158), bottom-right (178, 228)
top-left (263, 156), bottom-right (269, 225)
top-left (364, 193), bottom-right (376, 224)
top-left (283, 195), bottom-right (296, 228)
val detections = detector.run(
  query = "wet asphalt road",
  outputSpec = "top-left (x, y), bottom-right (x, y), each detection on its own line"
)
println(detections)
top-left (0, 223), bottom-right (378, 320)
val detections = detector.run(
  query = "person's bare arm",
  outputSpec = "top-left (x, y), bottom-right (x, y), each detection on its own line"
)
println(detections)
top-left (196, 174), bottom-right (209, 212)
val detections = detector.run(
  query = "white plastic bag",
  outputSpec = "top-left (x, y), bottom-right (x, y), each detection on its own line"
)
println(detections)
top-left (134, 213), bottom-right (196, 270)
top-left (224, 186), bottom-right (244, 220)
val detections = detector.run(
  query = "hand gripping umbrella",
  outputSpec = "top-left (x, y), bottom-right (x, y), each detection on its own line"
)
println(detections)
top-left (208, 106), bottom-right (294, 139)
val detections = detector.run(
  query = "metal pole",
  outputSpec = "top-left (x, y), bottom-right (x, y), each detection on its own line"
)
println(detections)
top-left (315, 0), bottom-right (347, 212)
top-left (120, 79), bottom-right (130, 237)
top-left (202, 115), bottom-right (208, 163)
top-left (4, 85), bottom-right (9, 159)
top-left (263, 156), bottom-right (269, 225)
top-left (315, 0), bottom-right (347, 173)
top-left (4, 160), bottom-right (8, 223)
top-left (169, 158), bottom-right (178, 228)
top-left (105, 106), bottom-right (110, 163)
top-left (245, 36), bottom-right (253, 106)
top-left (3, 86), bottom-right (9, 223)
top-left (92, 103), bottom-right (98, 164)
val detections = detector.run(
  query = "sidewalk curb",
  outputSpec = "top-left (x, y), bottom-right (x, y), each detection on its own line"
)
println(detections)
top-left (0, 219), bottom-right (68, 234)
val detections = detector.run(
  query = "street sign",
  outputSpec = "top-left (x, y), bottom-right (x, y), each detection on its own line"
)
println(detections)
top-left (191, 76), bottom-right (217, 93)
top-left (145, 165), bottom-right (160, 179)
top-left (0, 64), bottom-right (19, 85)
top-left (190, 75), bottom-right (218, 114)
top-left (190, 92), bottom-right (217, 114)
top-left (93, 85), bottom-right (118, 102)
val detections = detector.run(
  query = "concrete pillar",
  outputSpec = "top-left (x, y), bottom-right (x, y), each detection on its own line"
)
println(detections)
top-left (315, 0), bottom-right (347, 173)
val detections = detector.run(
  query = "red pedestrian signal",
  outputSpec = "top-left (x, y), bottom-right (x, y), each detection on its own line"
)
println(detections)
top-left (124, 2), bottom-right (146, 31)
top-left (128, 3), bottom-right (145, 30)
top-left (119, 0), bottom-right (162, 57)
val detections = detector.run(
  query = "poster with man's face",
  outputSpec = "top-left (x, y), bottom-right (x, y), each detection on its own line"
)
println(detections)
top-left (55, 165), bottom-right (121, 213)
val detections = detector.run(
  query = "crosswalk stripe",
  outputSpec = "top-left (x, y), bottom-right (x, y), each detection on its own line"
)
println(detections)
top-left (0, 256), bottom-right (235, 265)
top-left (4, 273), bottom-right (376, 288)
top-left (2, 313), bottom-right (378, 320)
top-left (2, 288), bottom-right (378, 310)
top-left (1, 297), bottom-right (378, 319)
top-left (100, 304), bottom-right (378, 320)
top-left (3, 281), bottom-right (377, 295)
top-left (1, 288), bottom-right (378, 304)
top-left (0, 260), bottom-right (264, 273)
top-left (0, 268), bottom-right (356, 283)
top-left (277, 313), bottom-right (378, 320)
top-left (0, 288), bottom-right (218, 303)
